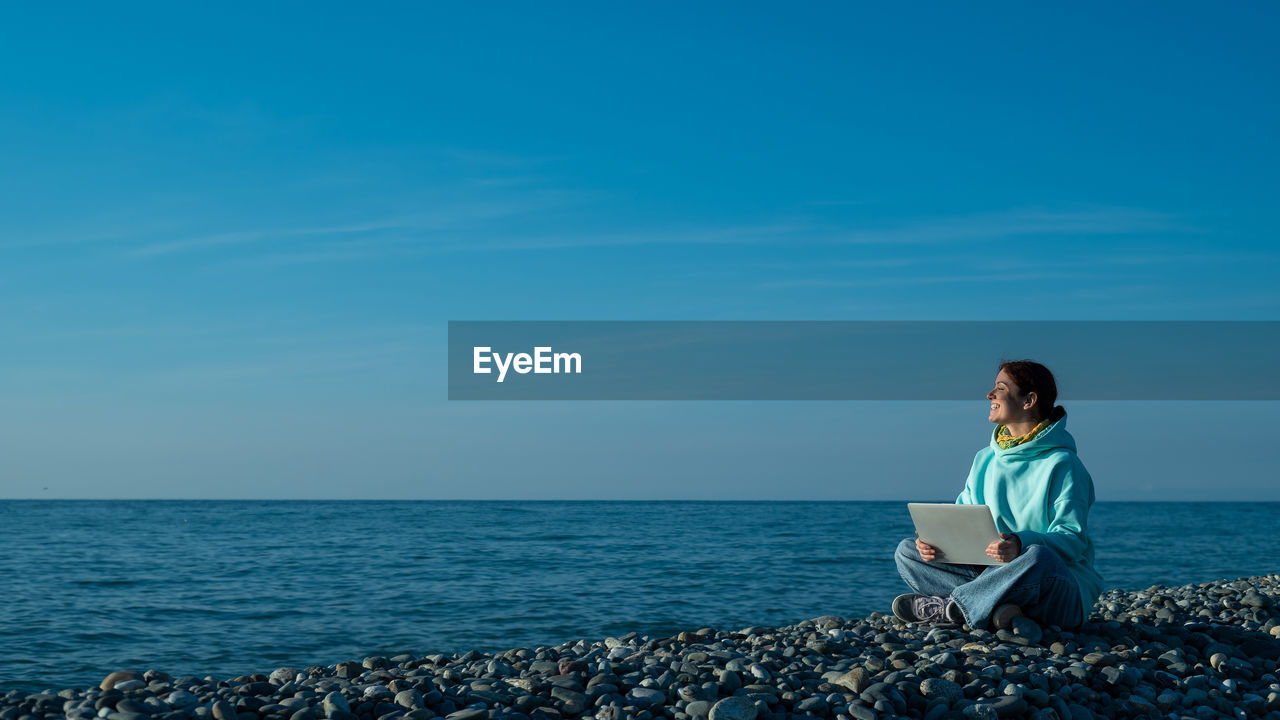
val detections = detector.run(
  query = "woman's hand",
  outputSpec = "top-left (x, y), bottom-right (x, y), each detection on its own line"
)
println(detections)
top-left (914, 531), bottom-right (940, 562)
top-left (986, 532), bottom-right (1022, 562)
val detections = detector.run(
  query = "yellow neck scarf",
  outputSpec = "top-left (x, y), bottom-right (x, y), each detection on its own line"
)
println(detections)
top-left (994, 417), bottom-right (1054, 449)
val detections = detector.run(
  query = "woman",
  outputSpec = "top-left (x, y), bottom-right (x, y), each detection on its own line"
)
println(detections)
top-left (891, 360), bottom-right (1102, 631)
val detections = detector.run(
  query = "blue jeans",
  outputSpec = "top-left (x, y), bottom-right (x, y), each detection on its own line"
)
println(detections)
top-left (893, 537), bottom-right (1085, 630)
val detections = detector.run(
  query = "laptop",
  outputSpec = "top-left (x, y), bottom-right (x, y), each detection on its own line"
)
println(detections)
top-left (907, 503), bottom-right (1006, 566)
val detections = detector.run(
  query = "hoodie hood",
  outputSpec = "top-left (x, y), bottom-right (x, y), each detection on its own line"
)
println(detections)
top-left (991, 408), bottom-right (1077, 458)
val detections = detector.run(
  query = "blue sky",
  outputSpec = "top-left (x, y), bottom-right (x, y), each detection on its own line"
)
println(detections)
top-left (2, 3), bottom-right (1277, 499)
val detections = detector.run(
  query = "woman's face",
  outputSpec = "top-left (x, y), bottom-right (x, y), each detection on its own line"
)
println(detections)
top-left (987, 369), bottom-right (1034, 425)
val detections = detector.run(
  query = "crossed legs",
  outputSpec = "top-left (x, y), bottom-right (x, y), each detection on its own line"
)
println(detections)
top-left (894, 537), bottom-right (1085, 630)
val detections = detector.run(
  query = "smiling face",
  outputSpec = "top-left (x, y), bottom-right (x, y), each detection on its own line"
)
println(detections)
top-left (987, 369), bottom-right (1038, 425)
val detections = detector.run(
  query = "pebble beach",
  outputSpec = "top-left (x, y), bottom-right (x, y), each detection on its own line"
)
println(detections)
top-left (6, 575), bottom-right (1280, 720)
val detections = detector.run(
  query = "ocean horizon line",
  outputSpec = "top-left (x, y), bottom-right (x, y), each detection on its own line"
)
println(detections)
top-left (3, 497), bottom-right (1277, 503)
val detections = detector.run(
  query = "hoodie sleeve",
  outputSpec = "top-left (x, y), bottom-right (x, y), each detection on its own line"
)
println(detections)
top-left (1013, 458), bottom-right (1095, 564)
top-left (954, 450), bottom-right (985, 505)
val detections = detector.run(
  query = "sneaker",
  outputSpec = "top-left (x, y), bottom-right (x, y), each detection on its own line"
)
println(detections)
top-left (892, 594), bottom-right (964, 624)
top-left (992, 603), bottom-right (1024, 630)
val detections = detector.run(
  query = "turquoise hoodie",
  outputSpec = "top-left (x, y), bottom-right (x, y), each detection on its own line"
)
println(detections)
top-left (955, 410), bottom-right (1102, 622)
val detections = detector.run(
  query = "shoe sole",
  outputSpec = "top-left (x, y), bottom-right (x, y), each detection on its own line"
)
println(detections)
top-left (891, 594), bottom-right (916, 622)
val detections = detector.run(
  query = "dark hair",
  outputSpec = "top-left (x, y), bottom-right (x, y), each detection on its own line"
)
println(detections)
top-left (998, 359), bottom-right (1063, 422)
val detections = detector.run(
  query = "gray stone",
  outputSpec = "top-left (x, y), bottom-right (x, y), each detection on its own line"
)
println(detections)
top-left (469, 690), bottom-right (508, 706)
top-left (335, 662), bottom-right (363, 679)
top-left (1065, 703), bottom-right (1092, 720)
top-left (488, 660), bottom-right (516, 677)
top-left (115, 700), bottom-right (149, 715)
top-left (796, 697), bottom-right (828, 714)
top-left (323, 692), bottom-right (351, 717)
top-left (114, 680), bottom-right (147, 692)
top-left (210, 701), bottom-right (235, 720)
top-left (685, 701), bottom-right (712, 719)
top-left (101, 672), bottom-right (143, 691)
top-left (1022, 689), bottom-right (1049, 708)
top-left (1010, 617), bottom-right (1043, 645)
top-left (395, 691), bottom-right (424, 710)
top-left (166, 692), bottom-right (198, 709)
top-left (270, 668), bottom-right (302, 685)
top-left (979, 696), bottom-right (1028, 718)
top-left (552, 687), bottom-right (588, 714)
top-left (832, 669), bottom-right (870, 694)
top-left (918, 678), bottom-right (962, 704)
top-left (708, 697), bottom-right (757, 720)
top-left (626, 688), bottom-right (666, 707)
top-left (547, 675), bottom-right (584, 691)
top-left (1154, 692), bottom-right (1181, 712)
top-left (1242, 592), bottom-right (1270, 608)
top-left (845, 705), bottom-right (876, 720)
top-left (718, 670), bottom-right (742, 693)
top-left (807, 639), bottom-right (834, 654)
top-left (678, 686), bottom-right (709, 703)
top-left (962, 704), bottom-right (997, 720)
top-left (1081, 653), bottom-right (1117, 667)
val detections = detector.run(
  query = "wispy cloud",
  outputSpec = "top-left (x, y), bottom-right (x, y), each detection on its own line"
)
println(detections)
top-left (109, 204), bottom-right (1196, 264)
top-left (830, 207), bottom-right (1187, 245)
top-left (423, 206), bottom-right (1187, 252)
top-left (130, 221), bottom-right (407, 257)
top-left (125, 191), bottom-right (589, 258)
top-left (452, 222), bottom-right (816, 251)
top-left (756, 270), bottom-right (1085, 291)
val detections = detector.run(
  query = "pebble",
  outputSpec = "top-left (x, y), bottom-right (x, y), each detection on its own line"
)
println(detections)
top-left (1081, 652), bottom-right (1117, 667)
top-left (796, 696), bottom-right (828, 713)
top-left (832, 668), bottom-right (869, 694)
top-left (685, 700), bottom-right (712, 719)
top-left (626, 688), bottom-right (665, 707)
top-left (919, 677), bottom-right (962, 704)
top-left (1242, 591), bottom-right (1270, 608)
top-left (210, 700), bottom-right (235, 720)
top-left (1009, 616), bottom-right (1043, 645)
top-left (394, 690), bottom-right (423, 709)
top-left (322, 692), bottom-right (350, 716)
top-left (7, 575), bottom-right (1280, 720)
top-left (99, 672), bottom-right (142, 692)
top-left (846, 705), bottom-right (876, 720)
top-left (980, 695), bottom-right (1028, 717)
top-left (269, 668), bottom-right (301, 685)
top-left (708, 697), bottom-right (756, 720)
top-left (165, 691), bottom-right (198, 708)
top-left (963, 703), bottom-right (998, 720)
top-left (112, 680), bottom-right (146, 692)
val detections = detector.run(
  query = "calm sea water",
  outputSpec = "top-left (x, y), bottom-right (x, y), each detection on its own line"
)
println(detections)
top-left (1, 501), bottom-right (1276, 692)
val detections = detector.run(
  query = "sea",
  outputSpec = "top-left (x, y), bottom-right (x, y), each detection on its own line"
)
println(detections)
top-left (2, 500), bottom-right (1276, 692)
